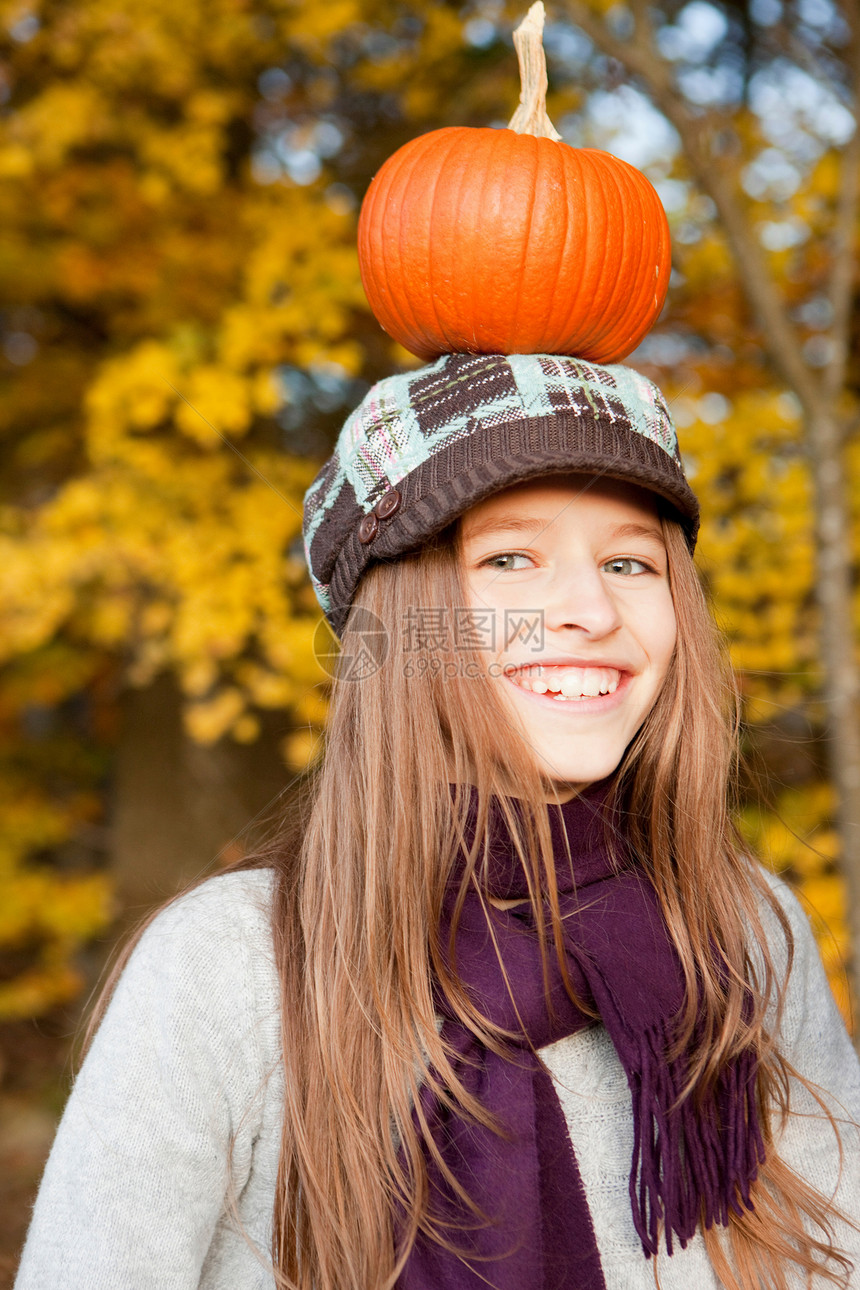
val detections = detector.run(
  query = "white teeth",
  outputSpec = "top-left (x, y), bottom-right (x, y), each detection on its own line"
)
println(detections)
top-left (560, 674), bottom-right (582, 698)
top-left (509, 666), bottom-right (622, 698)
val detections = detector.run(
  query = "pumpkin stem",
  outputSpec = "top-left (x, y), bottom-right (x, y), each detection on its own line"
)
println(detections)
top-left (507, 2), bottom-right (562, 141)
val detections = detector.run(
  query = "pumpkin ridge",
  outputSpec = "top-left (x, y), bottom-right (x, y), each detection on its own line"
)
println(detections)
top-left (462, 128), bottom-right (504, 351)
top-left (556, 147), bottom-right (597, 356)
top-left (489, 129), bottom-right (533, 350)
top-left (603, 161), bottom-right (648, 356)
top-left (614, 164), bottom-right (662, 356)
top-left (571, 152), bottom-right (626, 356)
top-left (424, 129), bottom-right (477, 355)
top-left (451, 129), bottom-right (492, 352)
top-left (386, 139), bottom-right (439, 354)
top-left (469, 127), bottom-right (522, 352)
top-left (593, 158), bottom-right (667, 358)
top-left (466, 132), bottom-right (498, 350)
top-left (467, 127), bottom-right (508, 351)
top-left (398, 130), bottom-right (464, 357)
top-left (535, 136), bottom-right (572, 352)
top-left (501, 133), bottom-right (539, 350)
top-left (541, 147), bottom-right (575, 354)
top-left (582, 153), bottom-right (642, 357)
top-left (417, 129), bottom-right (473, 357)
top-left (580, 154), bottom-right (623, 355)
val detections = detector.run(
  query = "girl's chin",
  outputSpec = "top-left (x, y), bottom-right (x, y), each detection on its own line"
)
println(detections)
top-left (535, 759), bottom-right (624, 788)
top-left (526, 735), bottom-right (628, 788)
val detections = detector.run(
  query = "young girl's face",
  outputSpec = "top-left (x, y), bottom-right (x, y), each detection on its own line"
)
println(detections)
top-left (459, 474), bottom-right (677, 798)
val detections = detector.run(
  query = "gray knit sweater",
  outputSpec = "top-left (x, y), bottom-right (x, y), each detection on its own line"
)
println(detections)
top-left (15, 867), bottom-right (860, 1289)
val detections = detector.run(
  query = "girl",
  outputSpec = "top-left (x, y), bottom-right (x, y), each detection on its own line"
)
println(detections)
top-left (15, 352), bottom-right (860, 1289)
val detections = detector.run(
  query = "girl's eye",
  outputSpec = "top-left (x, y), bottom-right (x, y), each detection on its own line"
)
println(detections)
top-left (603, 557), bottom-right (652, 576)
top-left (481, 552), bottom-right (532, 571)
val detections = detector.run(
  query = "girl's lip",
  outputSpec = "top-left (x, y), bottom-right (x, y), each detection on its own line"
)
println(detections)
top-left (502, 659), bottom-right (630, 672)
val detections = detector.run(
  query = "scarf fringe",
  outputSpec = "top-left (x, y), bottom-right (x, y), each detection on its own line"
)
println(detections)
top-left (627, 1019), bottom-right (767, 1257)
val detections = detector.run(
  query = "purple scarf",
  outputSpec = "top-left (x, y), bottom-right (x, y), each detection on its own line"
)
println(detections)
top-left (397, 783), bottom-right (764, 1289)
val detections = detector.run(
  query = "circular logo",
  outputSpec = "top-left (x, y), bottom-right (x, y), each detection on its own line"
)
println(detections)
top-left (313, 607), bottom-right (389, 681)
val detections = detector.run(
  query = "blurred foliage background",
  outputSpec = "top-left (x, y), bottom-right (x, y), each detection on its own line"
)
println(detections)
top-left (0, 0), bottom-right (857, 1277)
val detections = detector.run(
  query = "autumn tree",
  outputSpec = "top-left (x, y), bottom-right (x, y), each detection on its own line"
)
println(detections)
top-left (0, 0), bottom-right (548, 1018)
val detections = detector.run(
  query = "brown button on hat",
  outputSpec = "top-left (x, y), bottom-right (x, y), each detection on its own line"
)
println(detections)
top-left (374, 488), bottom-right (402, 520)
top-left (357, 512), bottom-right (379, 544)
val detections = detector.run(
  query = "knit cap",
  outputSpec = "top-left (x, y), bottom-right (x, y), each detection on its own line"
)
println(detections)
top-left (302, 352), bottom-right (699, 635)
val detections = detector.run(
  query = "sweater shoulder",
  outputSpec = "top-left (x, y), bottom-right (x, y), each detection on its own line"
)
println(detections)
top-left (97, 867), bottom-right (281, 1093)
top-left (136, 865), bottom-right (277, 943)
top-left (124, 866), bottom-right (278, 992)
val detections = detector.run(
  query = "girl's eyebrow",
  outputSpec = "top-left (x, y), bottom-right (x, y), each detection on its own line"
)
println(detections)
top-left (462, 516), bottom-right (666, 543)
top-left (463, 515), bottom-right (546, 541)
top-left (611, 522), bottom-right (666, 544)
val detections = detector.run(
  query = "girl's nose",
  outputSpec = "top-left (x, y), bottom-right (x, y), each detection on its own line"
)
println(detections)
top-left (542, 567), bottom-right (622, 638)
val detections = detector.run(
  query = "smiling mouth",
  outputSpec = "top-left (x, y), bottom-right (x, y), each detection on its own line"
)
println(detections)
top-left (505, 665), bottom-right (622, 701)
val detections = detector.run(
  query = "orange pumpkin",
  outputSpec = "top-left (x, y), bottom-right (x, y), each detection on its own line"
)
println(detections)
top-left (357, 3), bottom-right (670, 365)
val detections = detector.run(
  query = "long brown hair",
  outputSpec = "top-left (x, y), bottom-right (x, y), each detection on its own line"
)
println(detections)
top-left (86, 515), bottom-right (855, 1289)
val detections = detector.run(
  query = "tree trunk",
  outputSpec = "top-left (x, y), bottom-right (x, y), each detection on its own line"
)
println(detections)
top-left (808, 411), bottom-right (860, 1039)
top-left (110, 670), bottom-right (293, 921)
